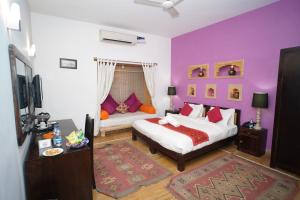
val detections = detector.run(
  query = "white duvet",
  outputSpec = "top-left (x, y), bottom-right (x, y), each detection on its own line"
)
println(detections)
top-left (132, 114), bottom-right (237, 154)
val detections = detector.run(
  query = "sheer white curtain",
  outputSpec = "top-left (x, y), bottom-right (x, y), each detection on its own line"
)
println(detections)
top-left (94, 59), bottom-right (116, 136)
top-left (142, 63), bottom-right (156, 108)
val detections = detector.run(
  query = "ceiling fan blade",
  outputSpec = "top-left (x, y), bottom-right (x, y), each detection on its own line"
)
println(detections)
top-left (167, 7), bottom-right (179, 17)
top-left (134, 0), bottom-right (162, 7)
top-left (174, 0), bottom-right (184, 6)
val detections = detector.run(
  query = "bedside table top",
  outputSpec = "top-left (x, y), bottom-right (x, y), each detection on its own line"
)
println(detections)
top-left (165, 109), bottom-right (180, 115)
top-left (240, 127), bottom-right (267, 132)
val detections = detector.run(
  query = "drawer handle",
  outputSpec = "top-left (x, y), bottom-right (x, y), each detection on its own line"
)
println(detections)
top-left (239, 140), bottom-right (243, 143)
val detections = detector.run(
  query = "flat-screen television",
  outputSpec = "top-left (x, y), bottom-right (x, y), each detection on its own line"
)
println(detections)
top-left (32, 75), bottom-right (43, 108)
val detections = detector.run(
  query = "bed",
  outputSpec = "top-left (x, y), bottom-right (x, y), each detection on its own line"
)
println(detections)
top-left (132, 105), bottom-right (241, 171)
top-left (99, 111), bottom-right (157, 136)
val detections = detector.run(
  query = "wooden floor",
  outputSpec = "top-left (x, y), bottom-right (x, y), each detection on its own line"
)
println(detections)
top-left (93, 130), bottom-right (300, 200)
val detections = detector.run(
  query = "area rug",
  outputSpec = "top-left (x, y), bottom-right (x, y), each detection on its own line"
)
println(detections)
top-left (167, 154), bottom-right (299, 200)
top-left (94, 141), bottom-right (171, 198)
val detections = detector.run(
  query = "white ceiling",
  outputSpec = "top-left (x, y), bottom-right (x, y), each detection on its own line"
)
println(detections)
top-left (28, 0), bottom-right (278, 38)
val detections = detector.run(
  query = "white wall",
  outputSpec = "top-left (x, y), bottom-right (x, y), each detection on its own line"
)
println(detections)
top-left (0, 0), bottom-right (33, 199)
top-left (31, 13), bottom-right (171, 130)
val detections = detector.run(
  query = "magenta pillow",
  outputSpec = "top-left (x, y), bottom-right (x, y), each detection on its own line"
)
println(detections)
top-left (207, 107), bottom-right (223, 123)
top-left (180, 103), bottom-right (193, 116)
top-left (124, 93), bottom-right (138, 107)
top-left (128, 99), bottom-right (142, 112)
top-left (101, 94), bottom-right (119, 114)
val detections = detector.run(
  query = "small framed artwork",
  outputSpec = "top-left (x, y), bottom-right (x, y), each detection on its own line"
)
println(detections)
top-left (187, 84), bottom-right (196, 97)
top-left (228, 84), bottom-right (243, 101)
top-left (60, 58), bottom-right (77, 69)
top-left (205, 84), bottom-right (216, 99)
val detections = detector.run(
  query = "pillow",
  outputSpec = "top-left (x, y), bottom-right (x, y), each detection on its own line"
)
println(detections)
top-left (180, 103), bottom-right (193, 116)
top-left (101, 94), bottom-right (119, 114)
top-left (188, 104), bottom-right (204, 118)
top-left (140, 104), bottom-right (156, 114)
top-left (124, 93), bottom-right (138, 107)
top-left (128, 99), bottom-right (142, 112)
top-left (206, 107), bottom-right (235, 126)
top-left (207, 107), bottom-right (223, 123)
top-left (100, 110), bottom-right (109, 120)
top-left (220, 108), bottom-right (235, 126)
top-left (116, 102), bottom-right (129, 114)
top-left (165, 115), bottom-right (180, 127)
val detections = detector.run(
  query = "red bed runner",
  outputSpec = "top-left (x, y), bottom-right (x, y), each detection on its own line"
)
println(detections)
top-left (146, 118), bottom-right (209, 146)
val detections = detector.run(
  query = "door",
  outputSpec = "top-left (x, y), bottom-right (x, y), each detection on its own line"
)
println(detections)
top-left (271, 46), bottom-right (300, 175)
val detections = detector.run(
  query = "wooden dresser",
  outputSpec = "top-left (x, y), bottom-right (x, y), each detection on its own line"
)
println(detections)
top-left (25, 119), bottom-right (92, 200)
top-left (237, 127), bottom-right (267, 157)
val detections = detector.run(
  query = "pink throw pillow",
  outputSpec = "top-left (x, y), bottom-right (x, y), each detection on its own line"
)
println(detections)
top-left (207, 107), bottom-right (223, 123)
top-left (128, 99), bottom-right (142, 112)
top-left (124, 93), bottom-right (138, 107)
top-left (180, 103), bottom-right (193, 116)
top-left (101, 94), bottom-right (119, 114)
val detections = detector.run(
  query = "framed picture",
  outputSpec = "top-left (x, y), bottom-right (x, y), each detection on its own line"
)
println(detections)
top-left (228, 84), bottom-right (243, 101)
top-left (205, 84), bottom-right (216, 99)
top-left (60, 58), bottom-right (77, 69)
top-left (214, 59), bottom-right (244, 78)
top-left (187, 84), bottom-right (196, 97)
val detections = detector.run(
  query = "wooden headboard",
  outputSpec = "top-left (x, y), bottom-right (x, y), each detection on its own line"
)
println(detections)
top-left (183, 102), bottom-right (241, 127)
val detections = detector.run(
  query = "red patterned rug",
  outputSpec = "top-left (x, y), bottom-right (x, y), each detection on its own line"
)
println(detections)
top-left (94, 141), bottom-right (171, 198)
top-left (167, 154), bottom-right (299, 200)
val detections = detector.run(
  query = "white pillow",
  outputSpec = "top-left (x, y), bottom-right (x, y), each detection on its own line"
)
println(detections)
top-left (205, 107), bottom-right (235, 126)
top-left (165, 115), bottom-right (180, 127)
top-left (220, 108), bottom-right (235, 126)
top-left (188, 104), bottom-right (204, 118)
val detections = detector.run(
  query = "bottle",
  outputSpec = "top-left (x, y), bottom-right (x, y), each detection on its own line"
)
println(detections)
top-left (53, 125), bottom-right (62, 147)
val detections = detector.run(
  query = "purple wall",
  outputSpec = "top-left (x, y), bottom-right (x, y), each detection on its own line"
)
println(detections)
top-left (171, 0), bottom-right (300, 149)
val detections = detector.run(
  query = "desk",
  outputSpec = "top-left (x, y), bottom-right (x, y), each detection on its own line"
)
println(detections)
top-left (25, 119), bottom-right (92, 200)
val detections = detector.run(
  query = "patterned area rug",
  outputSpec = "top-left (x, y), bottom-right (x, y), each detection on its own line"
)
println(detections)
top-left (167, 154), bottom-right (299, 200)
top-left (94, 141), bottom-right (171, 198)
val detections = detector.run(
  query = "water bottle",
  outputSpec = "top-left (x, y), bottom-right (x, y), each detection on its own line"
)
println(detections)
top-left (53, 125), bottom-right (62, 147)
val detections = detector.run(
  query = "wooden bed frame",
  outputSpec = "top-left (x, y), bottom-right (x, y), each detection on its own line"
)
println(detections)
top-left (132, 105), bottom-right (241, 171)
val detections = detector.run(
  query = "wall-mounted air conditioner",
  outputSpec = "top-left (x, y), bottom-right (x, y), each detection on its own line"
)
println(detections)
top-left (99, 30), bottom-right (138, 45)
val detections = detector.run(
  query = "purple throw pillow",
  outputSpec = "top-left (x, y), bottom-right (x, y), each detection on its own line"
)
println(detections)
top-left (128, 99), bottom-right (142, 112)
top-left (101, 94), bottom-right (119, 114)
top-left (124, 93), bottom-right (138, 107)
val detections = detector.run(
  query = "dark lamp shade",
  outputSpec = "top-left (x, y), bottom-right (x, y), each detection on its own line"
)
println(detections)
top-left (168, 86), bottom-right (176, 96)
top-left (252, 92), bottom-right (268, 108)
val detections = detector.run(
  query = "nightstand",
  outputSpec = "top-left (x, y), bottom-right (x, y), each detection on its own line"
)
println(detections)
top-left (237, 127), bottom-right (267, 157)
top-left (165, 109), bottom-right (180, 116)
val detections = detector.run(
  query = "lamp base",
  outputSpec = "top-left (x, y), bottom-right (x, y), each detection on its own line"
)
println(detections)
top-left (254, 108), bottom-right (262, 130)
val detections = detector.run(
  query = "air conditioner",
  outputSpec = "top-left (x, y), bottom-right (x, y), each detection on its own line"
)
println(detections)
top-left (99, 30), bottom-right (138, 45)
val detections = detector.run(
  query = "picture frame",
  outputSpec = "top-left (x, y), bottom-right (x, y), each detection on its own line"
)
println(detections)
top-left (228, 84), bottom-right (243, 101)
top-left (187, 84), bottom-right (196, 97)
top-left (205, 84), bottom-right (216, 99)
top-left (188, 64), bottom-right (209, 79)
top-left (60, 58), bottom-right (77, 69)
top-left (214, 59), bottom-right (244, 78)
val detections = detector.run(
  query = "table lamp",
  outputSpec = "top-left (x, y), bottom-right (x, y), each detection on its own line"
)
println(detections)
top-left (252, 92), bottom-right (268, 130)
top-left (168, 86), bottom-right (176, 110)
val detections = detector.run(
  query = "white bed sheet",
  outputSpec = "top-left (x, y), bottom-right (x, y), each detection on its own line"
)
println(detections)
top-left (100, 111), bottom-right (157, 128)
top-left (132, 114), bottom-right (237, 154)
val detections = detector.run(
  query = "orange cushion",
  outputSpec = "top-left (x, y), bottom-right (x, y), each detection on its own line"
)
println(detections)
top-left (140, 104), bottom-right (156, 114)
top-left (100, 110), bottom-right (109, 120)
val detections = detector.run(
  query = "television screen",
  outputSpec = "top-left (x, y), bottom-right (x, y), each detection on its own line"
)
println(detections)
top-left (32, 75), bottom-right (43, 108)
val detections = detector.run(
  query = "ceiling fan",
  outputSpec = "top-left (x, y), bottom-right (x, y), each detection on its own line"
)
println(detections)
top-left (134, 0), bottom-right (183, 17)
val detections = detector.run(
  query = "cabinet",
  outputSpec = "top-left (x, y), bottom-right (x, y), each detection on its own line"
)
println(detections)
top-left (25, 119), bottom-right (92, 200)
top-left (237, 127), bottom-right (267, 157)
top-left (271, 46), bottom-right (300, 175)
